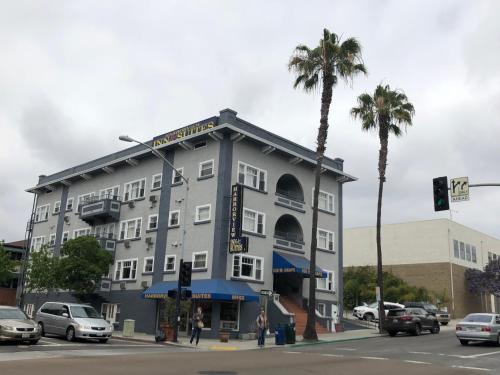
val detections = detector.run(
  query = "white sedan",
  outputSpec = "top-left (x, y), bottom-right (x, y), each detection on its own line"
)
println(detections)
top-left (353, 302), bottom-right (405, 321)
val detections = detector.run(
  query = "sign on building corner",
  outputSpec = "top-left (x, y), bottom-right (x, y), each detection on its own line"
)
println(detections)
top-left (229, 184), bottom-right (249, 254)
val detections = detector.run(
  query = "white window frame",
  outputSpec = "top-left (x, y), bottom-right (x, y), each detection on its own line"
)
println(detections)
top-left (164, 255), bottom-right (176, 272)
top-left (31, 236), bottom-right (45, 251)
top-left (99, 186), bottom-right (120, 200)
top-left (123, 178), bottom-right (146, 201)
top-left (237, 161), bottom-right (267, 192)
top-left (53, 201), bottom-right (61, 214)
top-left (77, 192), bottom-right (96, 209)
top-left (73, 228), bottom-right (91, 239)
top-left (119, 218), bottom-right (142, 240)
top-left (114, 258), bottom-right (138, 281)
top-left (317, 228), bottom-right (334, 251)
top-left (62, 231), bottom-right (69, 244)
top-left (199, 159), bottom-right (214, 178)
top-left (231, 254), bottom-right (264, 281)
top-left (66, 197), bottom-right (74, 211)
top-left (151, 174), bottom-right (162, 190)
top-left (147, 214), bottom-right (158, 230)
top-left (171, 167), bottom-right (184, 185)
top-left (242, 208), bottom-right (265, 235)
top-left (143, 257), bottom-right (154, 273)
top-left (317, 303), bottom-right (326, 317)
top-left (313, 189), bottom-right (335, 213)
top-left (168, 210), bottom-right (180, 227)
top-left (192, 251), bottom-right (208, 270)
top-left (35, 204), bottom-right (50, 222)
top-left (317, 270), bottom-right (335, 292)
top-left (195, 204), bottom-right (211, 223)
top-left (49, 233), bottom-right (56, 247)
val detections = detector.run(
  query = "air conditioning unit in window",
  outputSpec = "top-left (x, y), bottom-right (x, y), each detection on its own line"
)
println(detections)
top-left (149, 195), bottom-right (157, 203)
top-left (128, 201), bottom-right (135, 208)
top-left (120, 282), bottom-right (126, 290)
top-left (124, 240), bottom-right (131, 248)
top-left (145, 237), bottom-right (154, 245)
top-left (141, 281), bottom-right (149, 290)
top-left (64, 216), bottom-right (70, 223)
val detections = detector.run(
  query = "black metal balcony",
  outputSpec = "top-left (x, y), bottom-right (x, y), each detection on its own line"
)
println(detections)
top-left (79, 195), bottom-right (121, 225)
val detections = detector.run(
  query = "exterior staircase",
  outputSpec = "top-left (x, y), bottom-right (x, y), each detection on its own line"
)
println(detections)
top-left (279, 296), bottom-right (329, 335)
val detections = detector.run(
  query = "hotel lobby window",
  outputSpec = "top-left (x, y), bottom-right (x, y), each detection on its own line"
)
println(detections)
top-left (220, 302), bottom-right (239, 330)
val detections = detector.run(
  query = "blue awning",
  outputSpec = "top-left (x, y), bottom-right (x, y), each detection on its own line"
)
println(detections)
top-left (273, 251), bottom-right (327, 278)
top-left (142, 279), bottom-right (259, 302)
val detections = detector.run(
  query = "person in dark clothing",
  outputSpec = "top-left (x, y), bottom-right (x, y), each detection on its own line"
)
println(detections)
top-left (256, 308), bottom-right (267, 348)
top-left (190, 307), bottom-right (204, 345)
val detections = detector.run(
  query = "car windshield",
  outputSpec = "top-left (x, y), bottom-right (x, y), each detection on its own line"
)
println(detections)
top-left (463, 314), bottom-right (493, 323)
top-left (70, 306), bottom-right (102, 319)
top-left (423, 304), bottom-right (437, 311)
top-left (0, 308), bottom-right (28, 320)
top-left (368, 302), bottom-right (378, 308)
top-left (388, 309), bottom-right (406, 317)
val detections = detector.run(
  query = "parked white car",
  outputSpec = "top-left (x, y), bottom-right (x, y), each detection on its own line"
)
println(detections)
top-left (353, 302), bottom-right (405, 321)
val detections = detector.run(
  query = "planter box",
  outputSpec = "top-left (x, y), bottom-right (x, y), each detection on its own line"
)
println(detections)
top-left (219, 331), bottom-right (230, 343)
top-left (160, 324), bottom-right (175, 341)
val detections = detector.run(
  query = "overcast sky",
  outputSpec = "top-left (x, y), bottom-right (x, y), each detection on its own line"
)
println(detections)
top-left (1, 1), bottom-right (499, 243)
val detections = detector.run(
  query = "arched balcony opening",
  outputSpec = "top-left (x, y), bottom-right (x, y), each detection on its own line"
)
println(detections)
top-left (274, 214), bottom-right (304, 244)
top-left (276, 174), bottom-right (304, 202)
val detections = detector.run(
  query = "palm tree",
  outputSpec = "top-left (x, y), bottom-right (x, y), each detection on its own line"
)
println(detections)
top-left (351, 84), bottom-right (415, 333)
top-left (289, 28), bottom-right (366, 340)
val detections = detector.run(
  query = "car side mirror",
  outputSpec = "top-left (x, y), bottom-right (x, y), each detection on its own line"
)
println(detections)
top-left (62, 313), bottom-right (69, 318)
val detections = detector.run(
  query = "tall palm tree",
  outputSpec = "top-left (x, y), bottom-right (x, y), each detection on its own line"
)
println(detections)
top-left (289, 28), bottom-right (366, 340)
top-left (351, 84), bottom-right (415, 333)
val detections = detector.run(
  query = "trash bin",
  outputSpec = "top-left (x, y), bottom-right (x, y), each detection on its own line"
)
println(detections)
top-left (274, 325), bottom-right (285, 345)
top-left (123, 319), bottom-right (135, 337)
top-left (284, 323), bottom-right (296, 344)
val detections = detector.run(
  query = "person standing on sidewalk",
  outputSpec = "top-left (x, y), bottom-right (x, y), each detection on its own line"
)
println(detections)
top-left (190, 306), bottom-right (204, 346)
top-left (256, 308), bottom-right (268, 348)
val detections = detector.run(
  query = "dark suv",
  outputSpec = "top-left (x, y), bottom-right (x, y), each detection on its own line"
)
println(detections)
top-left (386, 307), bottom-right (440, 336)
top-left (404, 302), bottom-right (450, 325)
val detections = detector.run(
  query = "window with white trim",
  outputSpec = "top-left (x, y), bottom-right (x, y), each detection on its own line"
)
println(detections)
top-left (471, 246), bottom-right (477, 263)
top-left (49, 233), bottom-right (56, 247)
top-left (94, 223), bottom-right (115, 239)
top-left (165, 255), bottom-right (176, 272)
top-left (453, 239), bottom-right (459, 258)
top-left (317, 229), bottom-right (334, 251)
top-left (31, 236), bottom-right (45, 251)
top-left (148, 215), bottom-right (158, 230)
top-left (238, 162), bottom-right (267, 191)
top-left (62, 232), bottom-right (69, 244)
top-left (35, 205), bottom-right (50, 222)
top-left (172, 167), bottom-right (184, 185)
top-left (53, 201), bottom-right (61, 214)
top-left (78, 193), bottom-right (96, 210)
top-left (465, 244), bottom-right (472, 261)
top-left (114, 259), bottom-right (138, 280)
top-left (169, 210), bottom-right (180, 227)
top-left (317, 303), bottom-right (326, 317)
top-left (242, 208), bottom-right (265, 235)
top-left (313, 189), bottom-right (334, 213)
top-left (119, 218), bottom-right (142, 240)
top-left (232, 254), bottom-right (263, 281)
top-left (143, 257), bottom-right (154, 273)
top-left (199, 160), bottom-right (214, 178)
top-left (317, 270), bottom-right (335, 292)
top-left (74, 228), bottom-right (91, 239)
top-left (99, 186), bottom-right (119, 199)
top-left (66, 197), bottom-right (74, 211)
top-left (192, 251), bottom-right (208, 270)
top-left (459, 241), bottom-right (465, 260)
top-left (195, 204), bottom-right (211, 222)
top-left (152, 174), bottom-right (162, 190)
top-left (124, 178), bottom-right (146, 201)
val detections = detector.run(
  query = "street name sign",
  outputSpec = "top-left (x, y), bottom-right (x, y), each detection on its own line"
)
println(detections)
top-left (260, 290), bottom-right (273, 296)
top-left (450, 177), bottom-right (469, 202)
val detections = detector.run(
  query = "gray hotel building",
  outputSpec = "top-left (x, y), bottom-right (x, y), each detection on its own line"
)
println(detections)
top-left (24, 108), bottom-right (355, 338)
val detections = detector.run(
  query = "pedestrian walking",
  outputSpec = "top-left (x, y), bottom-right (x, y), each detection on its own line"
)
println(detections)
top-left (256, 308), bottom-right (267, 348)
top-left (190, 306), bottom-right (204, 346)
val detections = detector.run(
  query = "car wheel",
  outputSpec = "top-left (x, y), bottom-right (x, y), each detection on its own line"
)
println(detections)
top-left (364, 313), bottom-right (375, 321)
top-left (459, 339), bottom-right (469, 346)
top-left (431, 323), bottom-right (440, 334)
top-left (412, 324), bottom-right (422, 336)
top-left (388, 330), bottom-right (397, 337)
top-left (37, 322), bottom-right (45, 337)
top-left (66, 327), bottom-right (76, 342)
top-left (98, 339), bottom-right (108, 344)
top-left (440, 322), bottom-right (448, 326)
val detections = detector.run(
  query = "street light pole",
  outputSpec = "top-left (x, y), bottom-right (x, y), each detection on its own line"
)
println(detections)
top-left (119, 135), bottom-right (188, 342)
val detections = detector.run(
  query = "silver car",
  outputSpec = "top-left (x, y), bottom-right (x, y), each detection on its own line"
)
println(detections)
top-left (456, 313), bottom-right (500, 346)
top-left (36, 302), bottom-right (113, 343)
top-left (0, 305), bottom-right (41, 344)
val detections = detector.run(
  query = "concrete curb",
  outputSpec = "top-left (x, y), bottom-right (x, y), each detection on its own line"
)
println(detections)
top-left (111, 335), bottom-right (197, 349)
top-left (289, 334), bottom-right (382, 348)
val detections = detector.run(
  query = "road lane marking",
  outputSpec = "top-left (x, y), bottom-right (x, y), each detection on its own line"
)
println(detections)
top-left (321, 354), bottom-right (344, 358)
top-left (460, 350), bottom-right (500, 359)
top-left (409, 351), bottom-right (432, 355)
top-left (360, 356), bottom-right (388, 360)
top-left (452, 366), bottom-right (491, 372)
top-left (284, 351), bottom-right (302, 354)
top-left (404, 360), bottom-right (432, 365)
top-left (335, 348), bottom-right (356, 351)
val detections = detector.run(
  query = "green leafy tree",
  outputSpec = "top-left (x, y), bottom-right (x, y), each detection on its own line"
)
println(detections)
top-left (351, 84), bottom-right (415, 331)
top-left (289, 28), bottom-right (366, 340)
top-left (24, 245), bottom-right (60, 294)
top-left (58, 237), bottom-right (113, 295)
top-left (0, 243), bottom-right (18, 285)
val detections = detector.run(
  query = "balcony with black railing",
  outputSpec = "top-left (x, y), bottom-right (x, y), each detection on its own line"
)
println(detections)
top-left (274, 214), bottom-right (304, 253)
top-left (79, 195), bottom-right (121, 225)
top-left (275, 174), bottom-right (305, 212)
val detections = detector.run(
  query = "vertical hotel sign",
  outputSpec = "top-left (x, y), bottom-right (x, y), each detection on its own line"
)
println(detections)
top-left (229, 184), bottom-right (248, 253)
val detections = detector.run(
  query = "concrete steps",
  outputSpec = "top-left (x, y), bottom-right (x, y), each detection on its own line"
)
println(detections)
top-left (280, 296), bottom-right (328, 335)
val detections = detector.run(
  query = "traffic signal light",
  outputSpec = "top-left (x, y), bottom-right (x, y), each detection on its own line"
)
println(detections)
top-left (433, 176), bottom-right (449, 211)
top-left (180, 261), bottom-right (192, 287)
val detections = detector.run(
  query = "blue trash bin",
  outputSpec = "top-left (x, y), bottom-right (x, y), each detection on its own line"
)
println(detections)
top-left (275, 325), bottom-right (285, 345)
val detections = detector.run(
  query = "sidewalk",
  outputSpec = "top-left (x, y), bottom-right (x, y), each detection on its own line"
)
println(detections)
top-left (112, 328), bottom-right (381, 351)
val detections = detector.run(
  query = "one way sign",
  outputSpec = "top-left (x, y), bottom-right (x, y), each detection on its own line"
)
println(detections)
top-left (450, 177), bottom-right (469, 202)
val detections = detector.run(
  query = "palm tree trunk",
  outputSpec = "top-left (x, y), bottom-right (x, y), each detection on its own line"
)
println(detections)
top-left (303, 71), bottom-right (333, 341)
top-left (376, 127), bottom-right (388, 334)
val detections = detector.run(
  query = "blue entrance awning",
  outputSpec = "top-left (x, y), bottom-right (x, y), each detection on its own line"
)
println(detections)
top-left (273, 251), bottom-right (327, 278)
top-left (142, 279), bottom-right (259, 302)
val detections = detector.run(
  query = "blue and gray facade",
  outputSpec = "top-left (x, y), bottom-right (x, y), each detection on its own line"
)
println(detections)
top-left (25, 108), bottom-right (356, 337)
